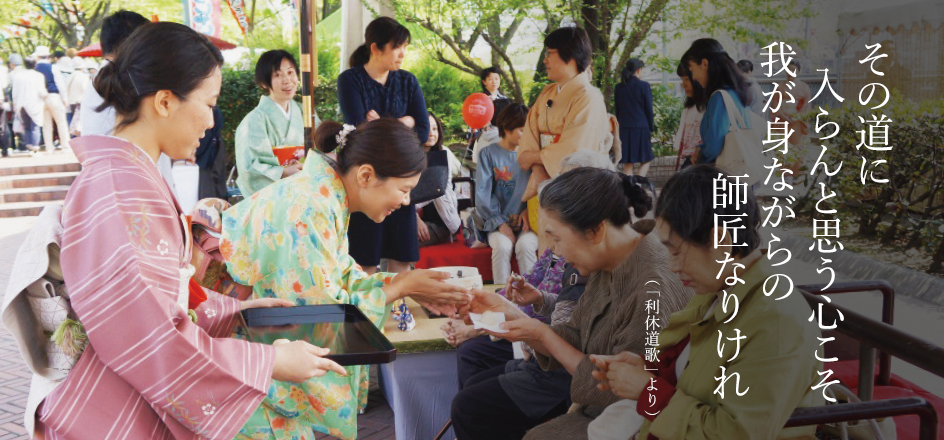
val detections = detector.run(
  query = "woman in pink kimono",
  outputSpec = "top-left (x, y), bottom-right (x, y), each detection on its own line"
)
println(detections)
top-left (35, 22), bottom-right (345, 439)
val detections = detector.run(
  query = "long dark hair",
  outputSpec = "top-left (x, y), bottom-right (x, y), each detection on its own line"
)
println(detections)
top-left (94, 22), bottom-right (223, 131)
top-left (315, 119), bottom-right (426, 178)
top-left (655, 165), bottom-right (760, 258)
top-left (677, 60), bottom-right (707, 112)
top-left (540, 167), bottom-right (652, 234)
top-left (348, 17), bottom-right (411, 68)
top-left (426, 112), bottom-right (444, 151)
top-left (620, 58), bottom-right (644, 85)
top-left (681, 38), bottom-right (752, 107)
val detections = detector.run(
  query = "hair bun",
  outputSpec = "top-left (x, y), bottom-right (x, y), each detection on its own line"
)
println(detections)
top-left (313, 120), bottom-right (344, 154)
top-left (620, 174), bottom-right (654, 218)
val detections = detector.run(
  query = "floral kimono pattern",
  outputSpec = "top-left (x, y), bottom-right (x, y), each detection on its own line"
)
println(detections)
top-left (222, 151), bottom-right (392, 440)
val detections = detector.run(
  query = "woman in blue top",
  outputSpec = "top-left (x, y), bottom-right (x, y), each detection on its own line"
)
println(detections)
top-left (337, 16), bottom-right (430, 274)
top-left (682, 38), bottom-right (754, 164)
top-left (614, 58), bottom-right (655, 176)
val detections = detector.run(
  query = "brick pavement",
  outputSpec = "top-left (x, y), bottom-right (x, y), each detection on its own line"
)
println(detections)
top-left (0, 218), bottom-right (397, 439)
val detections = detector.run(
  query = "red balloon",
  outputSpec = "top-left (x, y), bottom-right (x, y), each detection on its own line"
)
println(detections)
top-left (462, 93), bottom-right (495, 129)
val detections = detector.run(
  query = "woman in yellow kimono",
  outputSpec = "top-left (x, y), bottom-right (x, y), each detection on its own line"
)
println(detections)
top-left (234, 50), bottom-right (320, 196)
top-left (517, 27), bottom-right (610, 233)
top-left (222, 119), bottom-right (470, 440)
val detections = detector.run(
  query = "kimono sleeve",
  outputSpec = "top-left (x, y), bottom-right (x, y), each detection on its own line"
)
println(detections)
top-left (541, 91), bottom-right (608, 177)
top-left (62, 174), bottom-right (274, 440)
top-left (518, 87), bottom-right (550, 155)
top-left (235, 111), bottom-right (283, 195)
top-left (303, 203), bottom-right (390, 327)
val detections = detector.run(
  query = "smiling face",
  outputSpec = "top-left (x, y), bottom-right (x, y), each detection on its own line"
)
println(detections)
top-left (158, 67), bottom-right (220, 161)
top-left (687, 58), bottom-right (709, 88)
top-left (373, 41), bottom-right (408, 72)
top-left (424, 115), bottom-right (439, 148)
top-left (655, 218), bottom-right (726, 295)
top-left (483, 72), bottom-right (501, 94)
top-left (355, 165), bottom-right (421, 222)
top-left (267, 58), bottom-right (298, 106)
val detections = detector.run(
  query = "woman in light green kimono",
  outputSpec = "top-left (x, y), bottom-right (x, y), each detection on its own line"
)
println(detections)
top-left (222, 119), bottom-right (470, 440)
top-left (235, 49), bottom-right (320, 196)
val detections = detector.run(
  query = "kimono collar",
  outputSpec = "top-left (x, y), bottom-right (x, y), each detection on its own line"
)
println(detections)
top-left (556, 70), bottom-right (591, 93)
top-left (258, 94), bottom-right (292, 117)
top-left (72, 135), bottom-right (161, 179)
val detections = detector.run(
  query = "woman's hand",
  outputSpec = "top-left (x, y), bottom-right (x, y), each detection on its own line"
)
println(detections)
top-left (241, 297), bottom-right (295, 311)
top-left (365, 110), bottom-right (380, 122)
top-left (459, 289), bottom-right (528, 324)
top-left (282, 160), bottom-right (302, 178)
top-left (590, 352), bottom-right (653, 400)
top-left (506, 276), bottom-right (543, 307)
top-left (398, 115), bottom-right (415, 128)
top-left (486, 317), bottom-right (549, 344)
top-left (272, 340), bottom-right (347, 382)
top-left (417, 215), bottom-right (431, 243)
top-left (387, 269), bottom-right (471, 306)
top-left (520, 214), bottom-right (531, 234)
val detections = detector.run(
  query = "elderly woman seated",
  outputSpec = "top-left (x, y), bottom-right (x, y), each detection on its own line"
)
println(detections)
top-left (444, 151), bottom-right (619, 387)
top-left (452, 166), bottom-right (692, 440)
top-left (587, 165), bottom-right (824, 440)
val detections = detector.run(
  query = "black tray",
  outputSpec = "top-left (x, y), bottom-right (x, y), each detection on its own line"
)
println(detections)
top-left (240, 304), bottom-right (396, 366)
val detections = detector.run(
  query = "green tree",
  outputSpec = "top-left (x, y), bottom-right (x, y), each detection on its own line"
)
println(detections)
top-left (1, 0), bottom-right (110, 54)
top-left (381, 0), bottom-right (814, 108)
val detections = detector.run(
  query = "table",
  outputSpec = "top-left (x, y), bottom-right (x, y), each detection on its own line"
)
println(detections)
top-left (380, 297), bottom-right (457, 440)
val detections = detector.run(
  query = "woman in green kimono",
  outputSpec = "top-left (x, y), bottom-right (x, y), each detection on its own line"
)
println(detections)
top-left (222, 119), bottom-right (470, 440)
top-left (234, 49), bottom-right (320, 196)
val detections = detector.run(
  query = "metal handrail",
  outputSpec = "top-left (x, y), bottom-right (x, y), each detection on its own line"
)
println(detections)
top-left (799, 290), bottom-right (944, 380)
top-left (798, 280), bottom-right (896, 400)
top-left (786, 397), bottom-right (938, 440)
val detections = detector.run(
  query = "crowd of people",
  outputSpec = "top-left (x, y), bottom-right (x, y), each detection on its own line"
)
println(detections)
top-left (0, 47), bottom-right (97, 156)
top-left (6, 9), bottom-right (831, 440)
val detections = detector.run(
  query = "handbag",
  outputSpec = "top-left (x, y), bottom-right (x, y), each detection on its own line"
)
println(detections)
top-left (714, 90), bottom-right (768, 185)
top-left (410, 149), bottom-right (450, 205)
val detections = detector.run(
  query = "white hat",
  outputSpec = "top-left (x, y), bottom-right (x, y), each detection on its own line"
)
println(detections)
top-left (31, 46), bottom-right (51, 58)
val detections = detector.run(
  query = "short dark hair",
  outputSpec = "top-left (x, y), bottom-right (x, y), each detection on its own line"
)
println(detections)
top-left (24, 58), bottom-right (36, 70)
top-left (736, 60), bottom-right (753, 74)
top-left (349, 17), bottom-right (411, 68)
top-left (491, 98), bottom-right (512, 127)
top-left (681, 38), bottom-right (752, 107)
top-left (788, 60), bottom-right (801, 73)
top-left (100, 10), bottom-right (149, 56)
top-left (94, 22), bottom-right (223, 131)
top-left (426, 112), bottom-right (445, 151)
top-left (315, 119), bottom-right (427, 179)
top-left (654, 165), bottom-right (760, 258)
top-left (254, 50), bottom-right (298, 93)
top-left (480, 66), bottom-right (501, 94)
top-left (53, 50), bottom-right (65, 59)
top-left (540, 168), bottom-right (652, 234)
top-left (544, 27), bottom-right (592, 73)
top-left (495, 103), bottom-right (528, 138)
